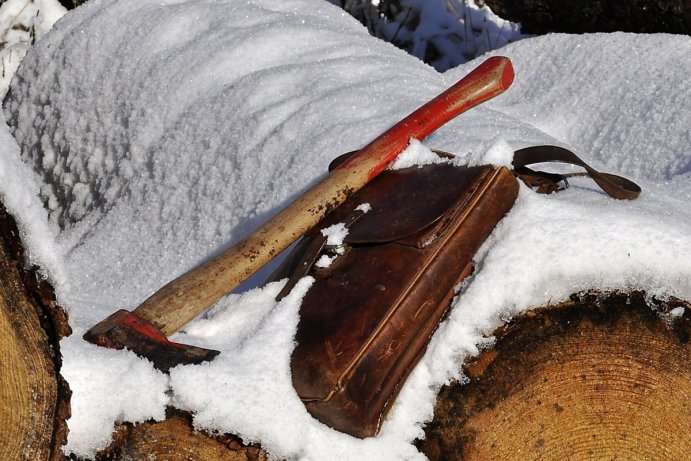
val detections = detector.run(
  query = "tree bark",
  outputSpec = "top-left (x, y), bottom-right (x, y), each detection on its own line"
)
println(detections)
top-left (0, 203), bottom-right (71, 461)
top-left (417, 291), bottom-right (691, 460)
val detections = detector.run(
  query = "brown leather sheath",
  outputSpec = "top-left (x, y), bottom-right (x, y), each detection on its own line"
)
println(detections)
top-left (278, 160), bottom-right (519, 438)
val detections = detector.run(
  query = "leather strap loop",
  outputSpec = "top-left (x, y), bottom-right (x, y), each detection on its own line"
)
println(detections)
top-left (513, 145), bottom-right (641, 200)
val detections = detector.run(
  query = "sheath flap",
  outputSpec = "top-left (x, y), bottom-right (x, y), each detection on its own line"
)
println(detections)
top-left (317, 162), bottom-right (492, 246)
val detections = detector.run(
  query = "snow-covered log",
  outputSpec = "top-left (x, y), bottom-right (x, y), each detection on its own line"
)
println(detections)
top-left (0, 197), bottom-right (270, 460)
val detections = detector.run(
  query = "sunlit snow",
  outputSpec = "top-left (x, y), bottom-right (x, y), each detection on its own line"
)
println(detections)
top-left (1, 0), bottom-right (689, 459)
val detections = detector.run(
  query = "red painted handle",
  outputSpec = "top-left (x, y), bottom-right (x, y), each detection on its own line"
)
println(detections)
top-left (338, 56), bottom-right (514, 180)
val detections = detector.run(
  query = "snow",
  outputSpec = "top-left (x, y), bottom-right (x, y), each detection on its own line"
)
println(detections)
top-left (356, 202), bottom-right (372, 213)
top-left (390, 138), bottom-right (451, 169)
top-left (389, 137), bottom-right (515, 170)
top-left (1, 0), bottom-right (690, 459)
top-left (59, 335), bottom-right (169, 452)
top-left (321, 222), bottom-right (350, 247)
top-left (0, 0), bottom-right (66, 98)
top-left (315, 221), bottom-right (349, 267)
top-left (0, 119), bottom-right (63, 283)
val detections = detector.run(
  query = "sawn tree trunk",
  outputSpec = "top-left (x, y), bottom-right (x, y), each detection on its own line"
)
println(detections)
top-left (1, 200), bottom-right (688, 460)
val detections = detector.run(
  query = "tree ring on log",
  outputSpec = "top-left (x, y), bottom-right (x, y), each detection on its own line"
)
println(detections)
top-left (0, 202), bottom-right (71, 461)
top-left (417, 291), bottom-right (690, 460)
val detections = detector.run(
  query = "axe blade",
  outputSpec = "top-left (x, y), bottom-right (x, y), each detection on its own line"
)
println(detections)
top-left (83, 309), bottom-right (219, 371)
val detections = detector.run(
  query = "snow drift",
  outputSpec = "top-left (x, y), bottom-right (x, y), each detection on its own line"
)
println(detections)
top-left (2, 0), bottom-right (690, 459)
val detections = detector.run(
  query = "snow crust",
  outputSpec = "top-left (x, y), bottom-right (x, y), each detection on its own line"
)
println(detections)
top-left (2, 0), bottom-right (690, 459)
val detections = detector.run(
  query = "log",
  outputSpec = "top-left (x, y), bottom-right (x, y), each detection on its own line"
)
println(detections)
top-left (417, 291), bottom-right (691, 460)
top-left (0, 203), bottom-right (71, 461)
top-left (93, 408), bottom-right (269, 461)
top-left (93, 291), bottom-right (689, 460)
top-left (3, 196), bottom-right (688, 460)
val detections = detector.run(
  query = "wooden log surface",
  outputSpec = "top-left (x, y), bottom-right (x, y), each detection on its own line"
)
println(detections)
top-left (0, 203), bottom-right (71, 461)
top-left (417, 291), bottom-right (691, 460)
top-left (93, 407), bottom-right (269, 461)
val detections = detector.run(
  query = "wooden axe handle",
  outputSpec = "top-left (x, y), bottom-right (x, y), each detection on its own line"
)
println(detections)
top-left (133, 56), bottom-right (515, 335)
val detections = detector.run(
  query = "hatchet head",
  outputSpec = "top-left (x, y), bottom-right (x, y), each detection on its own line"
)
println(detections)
top-left (83, 309), bottom-right (219, 372)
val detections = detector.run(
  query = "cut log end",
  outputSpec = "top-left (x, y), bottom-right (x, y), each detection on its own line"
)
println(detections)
top-left (0, 203), bottom-right (71, 461)
top-left (417, 291), bottom-right (691, 460)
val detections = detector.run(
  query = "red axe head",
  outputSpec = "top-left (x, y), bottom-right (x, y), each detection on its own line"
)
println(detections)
top-left (83, 310), bottom-right (219, 371)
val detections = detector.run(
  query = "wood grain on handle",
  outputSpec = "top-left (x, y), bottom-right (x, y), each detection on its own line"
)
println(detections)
top-left (134, 56), bottom-right (515, 335)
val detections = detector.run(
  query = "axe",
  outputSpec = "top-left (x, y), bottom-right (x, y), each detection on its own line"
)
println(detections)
top-left (84, 56), bottom-right (515, 370)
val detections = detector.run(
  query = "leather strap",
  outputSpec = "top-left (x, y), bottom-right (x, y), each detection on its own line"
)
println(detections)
top-left (274, 207), bottom-right (367, 301)
top-left (271, 145), bottom-right (640, 300)
top-left (513, 145), bottom-right (641, 200)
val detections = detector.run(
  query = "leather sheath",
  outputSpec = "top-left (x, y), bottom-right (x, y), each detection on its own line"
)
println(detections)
top-left (277, 160), bottom-right (519, 438)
